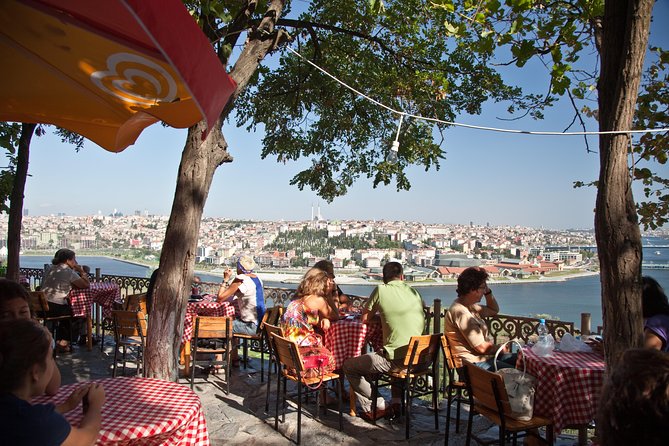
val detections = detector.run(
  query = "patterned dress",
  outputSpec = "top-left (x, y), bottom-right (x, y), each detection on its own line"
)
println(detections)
top-left (281, 297), bottom-right (322, 346)
top-left (280, 296), bottom-right (336, 375)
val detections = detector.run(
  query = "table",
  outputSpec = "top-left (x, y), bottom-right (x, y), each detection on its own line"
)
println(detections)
top-left (69, 282), bottom-right (121, 350)
top-left (323, 318), bottom-right (383, 370)
top-left (33, 377), bottom-right (209, 445)
top-left (518, 347), bottom-right (606, 435)
top-left (323, 318), bottom-right (383, 416)
top-left (182, 299), bottom-right (236, 344)
top-left (181, 298), bottom-right (236, 376)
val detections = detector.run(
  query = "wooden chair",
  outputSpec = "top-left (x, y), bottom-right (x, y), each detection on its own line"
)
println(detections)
top-left (124, 293), bottom-right (147, 313)
top-left (370, 333), bottom-right (442, 439)
top-left (190, 316), bottom-right (233, 394)
top-left (101, 293), bottom-right (147, 352)
top-left (111, 310), bottom-right (147, 377)
top-left (234, 305), bottom-right (283, 380)
top-left (29, 291), bottom-right (75, 346)
top-left (462, 361), bottom-right (554, 446)
top-left (271, 333), bottom-right (343, 445)
top-left (263, 322), bottom-right (284, 412)
top-left (442, 334), bottom-right (469, 446)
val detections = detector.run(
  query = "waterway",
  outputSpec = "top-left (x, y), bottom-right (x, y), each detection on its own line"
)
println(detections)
top-left (20, 237), bottom-right (669, 331)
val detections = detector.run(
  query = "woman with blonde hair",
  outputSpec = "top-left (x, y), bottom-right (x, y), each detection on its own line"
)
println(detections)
top-left (281, 268), bottom-right (339, 345)
top-left (280, 268), bottom-right (338, 386)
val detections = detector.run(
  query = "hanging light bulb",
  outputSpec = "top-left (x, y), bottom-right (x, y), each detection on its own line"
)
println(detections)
top-left (387, 113), bottom-right (404, 163)
top-left (387, 140), bottom-right (399, 163)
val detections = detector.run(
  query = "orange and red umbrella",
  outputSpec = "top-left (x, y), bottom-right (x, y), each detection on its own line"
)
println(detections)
top-left (0, 0), bottom-right (236, 152)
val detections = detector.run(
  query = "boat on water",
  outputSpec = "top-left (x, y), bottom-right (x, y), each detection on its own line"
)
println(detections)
top-left (656, 251), bottom-right (662, 255)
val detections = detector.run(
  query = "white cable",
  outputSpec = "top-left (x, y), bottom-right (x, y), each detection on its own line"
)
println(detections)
top-left (285, 46), bottom-right (669, 137)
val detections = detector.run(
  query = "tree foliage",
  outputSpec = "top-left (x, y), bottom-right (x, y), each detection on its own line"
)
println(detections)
top-left (432, 0), bottom-right (667, 229)
top-left (234, 0), bottom-right (539, 202)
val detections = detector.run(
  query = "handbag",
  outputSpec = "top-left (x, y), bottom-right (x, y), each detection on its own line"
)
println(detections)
top-left (294, 334), bottom-right (336, 389)
top-left (494, 340), bottom-right (536, 421)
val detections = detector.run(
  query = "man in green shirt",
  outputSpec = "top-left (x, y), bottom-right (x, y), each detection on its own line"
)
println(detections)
top-left (342, 262), bottom-right (425, 421)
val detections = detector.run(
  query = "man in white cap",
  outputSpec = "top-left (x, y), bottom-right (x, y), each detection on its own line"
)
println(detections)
top-left (217, 255), bottom-right (265, 366)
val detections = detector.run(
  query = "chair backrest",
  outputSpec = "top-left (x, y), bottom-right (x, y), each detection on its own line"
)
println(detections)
top-left (112, 310), bottom-right (147, 338)
top-left (29, 290), bottom-right (48, 314)
top-left (403, 333), bottom-right (442, 371)
top-left (194, 316), bottom-right (232, 340)
top-left (440, 334), bottom-right (459, 372)
top-left (271, 333), bottom-right (303, 373)
top-left (264, 322), bottom-right (284, 341)
top-left (464, 361), bottom-right (513, 415)
top-left (264, 323), bottom-right (284, 357)
top-left (124, 293), bottom-right (147, 312)
top-left (262, 306), bottom-right (284, 328)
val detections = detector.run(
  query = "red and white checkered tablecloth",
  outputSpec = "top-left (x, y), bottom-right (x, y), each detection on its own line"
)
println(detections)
top-left (69, 282), bottom-right (121, 319)
top-left (33, 377), bottom-right (209, 445)
top-left (518, 347), bottom-right (606, 433)
top-left (182, 301), bottom-right (236, 344)
top-left (323, 319), bottom-right (383, 370)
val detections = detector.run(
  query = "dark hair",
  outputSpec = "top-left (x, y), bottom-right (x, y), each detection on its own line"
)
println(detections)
top-left (597, 348), bottom-right (669, 446)
top-left (457, 267), bottom-right (489, 296)
top-left (0, 278), bottom-right (30, 305)
top-left (52, 248), bottom-right (76, 265)
top-left (313, 260), bottom-right (335, 278)
top-left (642, 276), bottom-right (669, 318)
top-left (382, 262), bottom-right (403, 284)
top-left (0, 319), bottom-right (51, 393)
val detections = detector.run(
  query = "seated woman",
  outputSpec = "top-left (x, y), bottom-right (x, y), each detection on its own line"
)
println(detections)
top-left (41, 249), bottom-right (90, 353)
top-left (280, 268), bottom-right (338, 378)
top-left (217, 255), bottom-right (265, 366)
top-left (0, 279), bottom-right (61, 396)
top-left (0, 318), bottom-right (105, 445)
top-left (642, 276), bottom-right (669, 351)
top-left (445, 266), bottom-right (516, 371)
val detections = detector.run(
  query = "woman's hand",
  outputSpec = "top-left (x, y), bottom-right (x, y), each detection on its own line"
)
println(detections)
top-left (319, 318), bottom-right (331, 331)
top-left (57, 384), bottom-right (90, 414)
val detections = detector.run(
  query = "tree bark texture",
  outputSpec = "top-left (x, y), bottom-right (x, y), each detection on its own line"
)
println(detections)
top-left (6, 123), bottom-right (36, 282)
top-left (144, 0), bottom-right (287, 380)
top-left (595, 0), bottom-right (654, 370)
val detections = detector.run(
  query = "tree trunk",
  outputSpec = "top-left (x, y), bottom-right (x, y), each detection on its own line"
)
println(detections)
top-left (144, 0), bottom-right (287, 380)
top-left (595, 0), bottom-right (654, 370)
top-left (6, 123), bottom-right (36, 282)
top-left (144, 120), bottom-right (228, 380)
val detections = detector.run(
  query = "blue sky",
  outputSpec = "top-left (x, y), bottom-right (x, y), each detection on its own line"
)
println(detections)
top-left (14, 3), bottom-right (669, 230)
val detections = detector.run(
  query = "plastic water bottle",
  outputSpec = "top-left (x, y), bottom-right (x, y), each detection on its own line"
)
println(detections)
top-left (537, 318), bottom-right (548, 340)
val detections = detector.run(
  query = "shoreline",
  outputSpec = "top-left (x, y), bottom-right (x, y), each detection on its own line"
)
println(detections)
top-left (19, 254), bottom-right (600, 286)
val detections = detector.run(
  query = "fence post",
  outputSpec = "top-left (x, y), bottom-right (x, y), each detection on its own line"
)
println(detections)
top-left (432, 298), bottom-right (442, 400)
top-left (580, 313), bottom-right (591, 336)
top-left (433, 298), bottom-right (441, 334)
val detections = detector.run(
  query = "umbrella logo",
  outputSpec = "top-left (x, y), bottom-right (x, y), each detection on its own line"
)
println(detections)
top-left (91, 53), bottom-right (178, 106)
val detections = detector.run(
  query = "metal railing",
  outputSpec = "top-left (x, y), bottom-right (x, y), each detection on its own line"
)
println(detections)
top-left (21, 268), bottom-right (582, 339)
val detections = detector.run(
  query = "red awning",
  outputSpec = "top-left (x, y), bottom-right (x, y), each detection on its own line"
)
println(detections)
top-left (0, 0), bottom-right (236, 152)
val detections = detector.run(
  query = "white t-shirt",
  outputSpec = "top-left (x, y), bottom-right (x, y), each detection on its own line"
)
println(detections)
top-left (41, 264), bottom-right (82, 305)
top-left (233, 274), bottom-right (260, 323)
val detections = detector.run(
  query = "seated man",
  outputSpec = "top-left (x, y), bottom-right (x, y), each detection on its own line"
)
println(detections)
top-left (342, 262), bottom-right (425, 421)
top-left (445, 266), bottom-right (515, 371)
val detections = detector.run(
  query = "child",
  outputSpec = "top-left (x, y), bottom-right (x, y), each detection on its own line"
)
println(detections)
top-left (0, 278), bottom-right (60, 395)
top-left (0, 319), bottom-right (105, 445)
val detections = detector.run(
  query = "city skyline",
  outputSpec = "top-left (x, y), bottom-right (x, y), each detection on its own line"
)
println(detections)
top-left (7, 3), bottom-right (669, 231)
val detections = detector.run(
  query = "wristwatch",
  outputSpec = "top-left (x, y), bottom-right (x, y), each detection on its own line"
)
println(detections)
top-left (484, 289), bottom-right (493, 296)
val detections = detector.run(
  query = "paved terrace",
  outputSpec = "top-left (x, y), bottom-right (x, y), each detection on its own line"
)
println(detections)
top-left (57, 341), bottom-right (589, 445)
